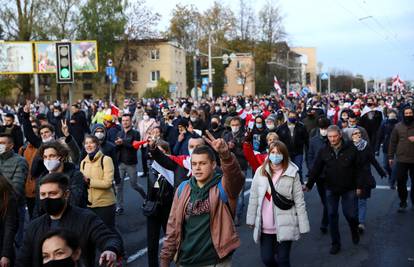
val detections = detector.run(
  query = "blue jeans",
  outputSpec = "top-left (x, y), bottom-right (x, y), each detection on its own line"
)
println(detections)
top-left (358, 198), bottom-right (367, 224)
top-left (260, 233), bottom-right (292, 267)
top-left (292, 154), bottom-right (304, 183)
top-left (326, 190), bottom-right (359, 246)
top-left (236, 173), bottom-right (247, 221)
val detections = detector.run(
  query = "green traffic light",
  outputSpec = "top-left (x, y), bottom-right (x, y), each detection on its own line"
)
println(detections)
top-left (60, 68), bottom-right (70, 78)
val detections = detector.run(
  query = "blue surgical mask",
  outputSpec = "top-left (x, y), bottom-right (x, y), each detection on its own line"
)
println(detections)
top-left (269, 153), bottom-right (283, 165)
top-left (256, 123), bottom-right (263, 129)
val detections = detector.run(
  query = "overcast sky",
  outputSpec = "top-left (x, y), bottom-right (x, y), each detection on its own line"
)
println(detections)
top-left (148, 0), bottom-right (414, 80)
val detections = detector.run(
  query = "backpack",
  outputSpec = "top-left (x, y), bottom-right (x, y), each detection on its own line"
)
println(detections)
top-left (177, 179), bottom-right (233, 217)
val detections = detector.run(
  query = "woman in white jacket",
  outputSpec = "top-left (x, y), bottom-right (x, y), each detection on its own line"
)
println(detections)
top-left (246, 141), bottom-right (310, 267)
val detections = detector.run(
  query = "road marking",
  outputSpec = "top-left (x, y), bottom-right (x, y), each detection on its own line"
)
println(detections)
top-left (125, 178), bottom-right (409, 264)
top-left (126, 188), bottom-right (253, 264)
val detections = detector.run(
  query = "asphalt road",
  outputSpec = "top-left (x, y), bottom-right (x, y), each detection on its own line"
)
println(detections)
top-left (118, 161), bottom-right (414, 267)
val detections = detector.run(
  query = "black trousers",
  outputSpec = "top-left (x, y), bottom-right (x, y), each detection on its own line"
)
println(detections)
top-left (141, 147), bottom-right (149, 176)
top-left (260, 233), bottom-right (292, 267)
top-left (147, 204), bottom-right (172, 267)
top-left (394, 162), bottom-right (414, 204)
top-left (90, 204), bottom-right (116, 228)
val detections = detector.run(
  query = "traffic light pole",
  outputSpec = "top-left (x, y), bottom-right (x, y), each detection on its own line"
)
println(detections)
top-left (109, 78), bottom-right (113, 103)
top-left (193, 54), bottom-right (198, 100)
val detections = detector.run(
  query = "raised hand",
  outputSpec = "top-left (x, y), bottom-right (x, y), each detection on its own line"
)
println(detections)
top-left (61, 119), bottom-right (70, 137)
top-left (203, 130), bottom-right (230, 157)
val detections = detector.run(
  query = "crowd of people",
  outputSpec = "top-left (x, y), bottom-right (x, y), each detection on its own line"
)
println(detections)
top-left (0, 89), bottom-right (413, 267)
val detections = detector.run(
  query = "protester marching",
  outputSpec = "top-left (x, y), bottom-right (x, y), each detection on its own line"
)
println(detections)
top-left (0, 89), bottom-right (413, 267)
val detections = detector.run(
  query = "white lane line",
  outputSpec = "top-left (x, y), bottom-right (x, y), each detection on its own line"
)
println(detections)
top-left (127, 238), bottom-right (164, 263)
top-left (125, 179), bottom-right (407, 264)
top-left (126, 188), bottom-right (253, 264)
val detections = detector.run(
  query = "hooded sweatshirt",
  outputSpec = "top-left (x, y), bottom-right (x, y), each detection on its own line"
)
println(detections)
top-left (179, 174), bottom-right (221, 266)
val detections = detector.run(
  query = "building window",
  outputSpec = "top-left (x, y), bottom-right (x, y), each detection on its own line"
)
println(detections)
top-left (150, 49), bottom-right (160, 60)
top-left (83, 83), bottom-right (93, 90)
top-left (150, 71), bottom-right (160, 82)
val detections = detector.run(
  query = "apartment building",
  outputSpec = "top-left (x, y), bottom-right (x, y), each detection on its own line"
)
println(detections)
top-left (223, 53), bottom-right (255, 96)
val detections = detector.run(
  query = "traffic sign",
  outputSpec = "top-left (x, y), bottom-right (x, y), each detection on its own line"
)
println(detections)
top-left (169, 84), bottom-right (177, 93)
top-left (112, 76), bottom-right (118, 84)
top-left (201, 69), bottom-right (215, 76)
top-left (202, 77), bottom-right (209, 85)
top-left (201, 84), bottom-right (207, 92)
top-left (320, 72), bottom-right (329, 80)
top-left (106, 66), bottom-right (115, 77)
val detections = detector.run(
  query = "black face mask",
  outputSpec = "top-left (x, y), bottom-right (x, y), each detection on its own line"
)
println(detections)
top-left (40, 197), bottom-right (66, 216)
top-left (43, 256), bottom-right (75, 267)
top-left (403, 116), bottom-right (414, 125)
top-left (211, 122), bottom-right (219, 130)
top-left (5, 124), bottom-right (13, 128)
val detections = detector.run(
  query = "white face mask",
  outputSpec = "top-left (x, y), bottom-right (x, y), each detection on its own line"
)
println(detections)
top-left (188, 148), bottom-right (194, 156)
top-left (320, 129), bottom-right (328, 137)
top-left (0, 144), bottom-right (6, 154)
top-left (44, 159), bottom-right (61, 172)
top-left (95, 132), bottom-right (105, 140)
top-left (143, 115), bottom-right (149, 121)
top-left (53, 111), bottom-right (60, 117)
top-left (231, 126), bottom-right (240, 133)
top-left (266, 123), bottom-right (275, 130)
top-left (42, 136), bottom-right (54, 143)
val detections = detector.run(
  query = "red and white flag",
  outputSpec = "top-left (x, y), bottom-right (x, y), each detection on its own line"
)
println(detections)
top-left (274, 75), bottom-right (282, 95)
top-left (392, 75), bottom-right (405, 92)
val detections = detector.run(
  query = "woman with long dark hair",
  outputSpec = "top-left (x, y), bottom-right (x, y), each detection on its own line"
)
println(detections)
top-left (0, 174), bottom-right (18, 267)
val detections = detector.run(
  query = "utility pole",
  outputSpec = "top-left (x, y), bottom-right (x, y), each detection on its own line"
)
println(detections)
top-left (193, 49), bottom-right (199, 100)
top-left (34, 74), bottom-right (39, 99)
top-left (286, 51), bottom-right (289, 94)
top-left (208, 32), bottom-right (213, 98)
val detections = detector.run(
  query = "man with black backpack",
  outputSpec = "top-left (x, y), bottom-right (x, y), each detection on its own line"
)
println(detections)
top-left (160, 131), bottom-right (245, 267)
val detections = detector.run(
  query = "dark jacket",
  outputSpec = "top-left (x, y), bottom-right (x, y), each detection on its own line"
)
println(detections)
top-left (307, 141), bottom-right (364, 193)
top-left (375, 118), bottom-right (398, 153)
top-left (16, 205), bottom-right (123, 267)
top-left (306, 130), bottom-right (328, 170)
top-left (388, 121), bottom-right (414, 163)
top-left (0, 125), bottom-right (24, 153)
top-left (223, 129), bottom-right (248, 171)
top-left (302, 116), bottom-right (318, 134)
top-left (209, 126), bottom-right (226, 139)
top-left (0, 150), bottom-right (28, 202)
top-left (106, 124), bottom-right (122, 143)
top-left (69, 110), bottom-right (90, 147)
top-left (46, 112), bottom-right (64, 138)
top-left (149, 146), bottom-right (190, 187)
top-left (251, 127), bottom-right (268, 153)
top-left (276, 122), bottom-right (309, 157)
top-left (356, 143), bottom-right (386, 198)
top-left (116, 128), bottom-right (140, 165)
top-left (359, 110), bottom-right (383, 143)
top-left (0, 193), bottom-right (18, 261)
top-left (34, 162), bottom-right (87, 217)
top-left (173, 132), bottom-right (194, 156)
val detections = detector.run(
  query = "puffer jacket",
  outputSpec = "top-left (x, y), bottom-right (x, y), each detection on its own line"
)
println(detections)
top-left (0, 150), bottom-right (28, 201)
top-left (246, 162), bottom-right (310, 243)
top-left (80, 151), bottom-right (116, 208)
top-left (160, 153), bottom-right (245, 266)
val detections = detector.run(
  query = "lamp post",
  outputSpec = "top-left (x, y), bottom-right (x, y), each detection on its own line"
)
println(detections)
top-left (208, 32), bottom-right (213, 98)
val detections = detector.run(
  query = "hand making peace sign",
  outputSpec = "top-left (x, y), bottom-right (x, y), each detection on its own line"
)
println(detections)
top-left (61, 119), bottom-right (70, 137)
top-left (203, 130), bottom-right (230, 157)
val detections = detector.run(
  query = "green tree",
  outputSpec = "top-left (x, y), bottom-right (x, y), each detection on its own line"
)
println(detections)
top-left (0, 78), bottom-right (17, 100)
top-left (143, 78), bottom-right (170, 98)
top-left (77, 0), bottom-right (127, 72)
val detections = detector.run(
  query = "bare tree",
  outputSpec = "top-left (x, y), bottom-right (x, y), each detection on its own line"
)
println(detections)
top-left (258, 1), bottom-right (286, 46)
top-left (237, 0), bottom-right (257, 41)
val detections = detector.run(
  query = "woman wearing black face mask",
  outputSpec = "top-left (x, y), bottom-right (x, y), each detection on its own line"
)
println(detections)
top-left (41, 229), bottom-right (83, 267)
top-left (208, 115), bottom-right (225, 139)
top-left (0, 174), bottom-right (18, 267)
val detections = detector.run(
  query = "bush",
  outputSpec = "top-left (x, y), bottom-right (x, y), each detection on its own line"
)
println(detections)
top-left (143, 78), bottom-right (170, 98)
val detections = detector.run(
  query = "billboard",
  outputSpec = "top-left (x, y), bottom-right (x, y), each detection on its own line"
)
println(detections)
top-left (35, 41), bottom-right (98, 73)
top-left (0, 42), bottom-right (34, 74)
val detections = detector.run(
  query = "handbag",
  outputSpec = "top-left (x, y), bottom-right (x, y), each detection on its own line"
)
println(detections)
top-left (141, 199), bottom-right (161, 217)
top-left (266, 176), bottom-right (295, 210)
top-left (141, 175), bottom-right (165, 217)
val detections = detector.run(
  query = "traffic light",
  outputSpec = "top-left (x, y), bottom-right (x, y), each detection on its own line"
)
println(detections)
top-left (55, 42), bottom-right (74, 84)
